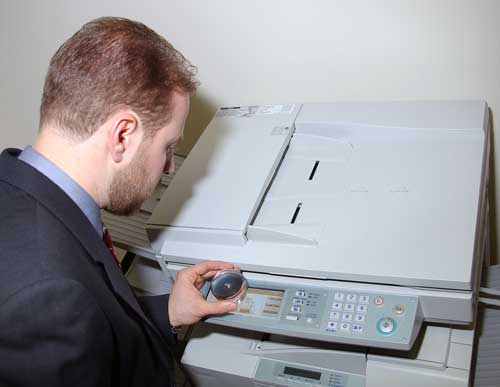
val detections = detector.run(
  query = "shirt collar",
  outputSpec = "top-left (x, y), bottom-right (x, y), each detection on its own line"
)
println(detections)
top-left (18, 146), bottom-right (103, 237)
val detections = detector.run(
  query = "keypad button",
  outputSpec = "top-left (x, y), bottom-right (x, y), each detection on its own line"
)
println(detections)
top-left (346, 294), bottom-right (357, 302)
top-left (342, 313), bottom-right (353, 321)
top-left (354, 314), bottom-right (365, 322)
top-left (345, 303), bottom-right (355, 311)
top-left (357, 304), bottom-right (368, 313)
top-left (374, 296), bottom-right (384, 307)
top-left (352, 324), bottom-right (364, 333)
top-left (334, 292), bottom-right (345, 301)
top-left (359, 295), bottom-right (370, 304)
top-left (286, 314), bottom-right (299, 321)
top-left (340, 323), bottom-right (350, 332)
top-left (330, 311), bottom-right (340, 320)
top-left (293, 298), bottom-right (303, 305)
top-left (332, 302), bottom-right (343, 311)
top-left (291, 306), bottom-right (301, 313)
top-left (295, 290), bottom-right (306, 297)
top-left (327, 321), bottom-right (338, 331)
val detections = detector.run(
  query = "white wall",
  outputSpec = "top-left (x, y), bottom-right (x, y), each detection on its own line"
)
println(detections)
top-left (1, 0), bottom-right (499, 258)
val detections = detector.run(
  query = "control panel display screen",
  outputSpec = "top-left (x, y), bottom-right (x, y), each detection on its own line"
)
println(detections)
top-left (236, 287), bottom-right (284, 319)
top-left (284, 366), bottom-right (321, 380)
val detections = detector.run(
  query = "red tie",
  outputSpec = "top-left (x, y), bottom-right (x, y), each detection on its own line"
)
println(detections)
top-left (102, 225), bottom-right (121, 267)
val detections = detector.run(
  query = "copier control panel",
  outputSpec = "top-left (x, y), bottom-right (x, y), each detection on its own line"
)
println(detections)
top-left (206, 279), bottom-right (422, 350)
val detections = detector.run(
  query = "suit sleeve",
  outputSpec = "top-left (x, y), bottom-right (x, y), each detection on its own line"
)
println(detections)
top-left (0, 278), bottom-right (114, 387)
top-left (137, 295), bottom-right (177, 346)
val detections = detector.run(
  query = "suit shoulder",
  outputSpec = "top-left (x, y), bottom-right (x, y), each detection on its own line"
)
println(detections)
top-left (0, 277), bottom-right (114, 386)
top-left (0, 180), bottom-right (40, 240)
top-left (0, 182), bottom-right (96, 304)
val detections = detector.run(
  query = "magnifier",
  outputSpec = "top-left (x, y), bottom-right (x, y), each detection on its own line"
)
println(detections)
top-left (210, 269), bottom-right (247, 302)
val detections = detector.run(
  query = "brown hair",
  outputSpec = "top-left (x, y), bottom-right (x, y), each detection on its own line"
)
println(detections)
top-left (39, 17), bottom-right (198, 139)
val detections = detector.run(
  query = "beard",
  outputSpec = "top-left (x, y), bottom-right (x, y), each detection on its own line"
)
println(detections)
top-left (106, 147), bottom-right (159, 216)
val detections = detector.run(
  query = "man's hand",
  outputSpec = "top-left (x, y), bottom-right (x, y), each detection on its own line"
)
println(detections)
top-left (168, 261), bottom-right (239, 327)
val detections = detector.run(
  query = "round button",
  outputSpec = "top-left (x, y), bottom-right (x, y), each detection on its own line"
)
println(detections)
top-left (373, 296), bottom-right (384, 307)
top-left (377, 317), bottom-right (396, 335)
top-left (392, 304), bottom-right (405, 316)
top-left (210, 270), bottom-right (247, 301)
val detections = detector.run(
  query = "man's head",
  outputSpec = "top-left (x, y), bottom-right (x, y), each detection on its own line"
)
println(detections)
top-left (37, 17), bottom-right (197, 215)
top-left (107, 91), bottom-right (190, 215)
top-left (40, 16), bottom-right (197, 140)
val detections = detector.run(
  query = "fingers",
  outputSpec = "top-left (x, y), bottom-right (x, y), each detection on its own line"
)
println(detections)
top-left (201, 299), bottom-right (238, 316)
top-left (195, 263), bottom-right (241, 288)
top-left (200, 270), bottom-right (223, 281)
top-left (189, 260), bottom-right (237, 277)
top-left (169, 261), bottom-right (241, 325)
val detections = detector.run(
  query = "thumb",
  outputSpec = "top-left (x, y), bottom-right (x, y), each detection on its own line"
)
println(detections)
top-left (202, 300), bottom-right (238, 316)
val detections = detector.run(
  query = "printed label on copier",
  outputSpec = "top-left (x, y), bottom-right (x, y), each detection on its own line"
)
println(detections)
top-left (217, 106), bottom-right (259, 117)
top-left (217, 104), bottom-right (295, 118)
top-left (256, 104), bottom-right (295, 115)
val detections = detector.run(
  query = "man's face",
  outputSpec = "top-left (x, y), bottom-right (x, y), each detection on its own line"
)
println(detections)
top-left (107, 91), bottom-right (189, 215)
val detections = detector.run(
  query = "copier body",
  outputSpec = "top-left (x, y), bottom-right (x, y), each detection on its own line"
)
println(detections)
top-left (146, 101), bottom-right (490, 386)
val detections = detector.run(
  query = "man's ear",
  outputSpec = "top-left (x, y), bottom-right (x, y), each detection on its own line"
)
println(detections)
top-left (107, 112), bottom-right (142, 163)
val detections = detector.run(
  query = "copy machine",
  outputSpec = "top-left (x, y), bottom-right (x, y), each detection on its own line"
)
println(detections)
top-left (144, 101), bottom-right (491, 387)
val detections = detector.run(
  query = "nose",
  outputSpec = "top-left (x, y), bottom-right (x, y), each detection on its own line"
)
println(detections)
top-left (164, 153), bottom-right (175, 175)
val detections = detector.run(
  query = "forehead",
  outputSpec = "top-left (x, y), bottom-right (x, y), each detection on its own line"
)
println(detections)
top-left (172, 90), bottom-right (190, 115)
top-left (154, 91), bottom-right (189, 143)
top-left (171, 91), bottom-right (189, 125)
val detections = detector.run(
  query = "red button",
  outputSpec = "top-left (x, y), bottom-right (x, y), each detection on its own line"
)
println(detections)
top-left (374, 296), bottom-right (384, 307)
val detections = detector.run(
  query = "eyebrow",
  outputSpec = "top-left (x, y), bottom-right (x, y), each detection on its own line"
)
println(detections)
top-left (168, 135), bottom-right (183, 146)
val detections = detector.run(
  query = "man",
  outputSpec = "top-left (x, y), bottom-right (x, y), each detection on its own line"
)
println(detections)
top-left (0, 17), bottom-right (237, 387)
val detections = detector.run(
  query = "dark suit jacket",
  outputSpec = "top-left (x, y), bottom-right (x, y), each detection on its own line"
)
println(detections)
top-left (0, 149), bottom-right (177, 387)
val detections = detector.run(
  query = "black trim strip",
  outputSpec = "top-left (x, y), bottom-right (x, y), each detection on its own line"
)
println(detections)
top-left (291, 202), bottom-right (303, 224)
top-left (308, 161), bottom-right (320, 181)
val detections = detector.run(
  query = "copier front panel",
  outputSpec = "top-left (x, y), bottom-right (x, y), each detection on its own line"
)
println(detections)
top-left (255, 358), bottom-right (365, 387)
top-left (181, 323), bottom-right (472, 387)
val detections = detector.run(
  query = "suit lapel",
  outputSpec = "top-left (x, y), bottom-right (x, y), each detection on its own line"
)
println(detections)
top-left (0, 149), bottom-right (164, 340)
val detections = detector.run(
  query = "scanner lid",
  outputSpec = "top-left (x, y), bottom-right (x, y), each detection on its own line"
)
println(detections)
top-left (148, 105), bottom-right (301, 244)
top-left (148, 101), bottom-right (489, 291)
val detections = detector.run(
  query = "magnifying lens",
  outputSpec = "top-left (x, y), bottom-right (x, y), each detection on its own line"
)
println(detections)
top-left (210, 269), bottom-right (247, 302)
